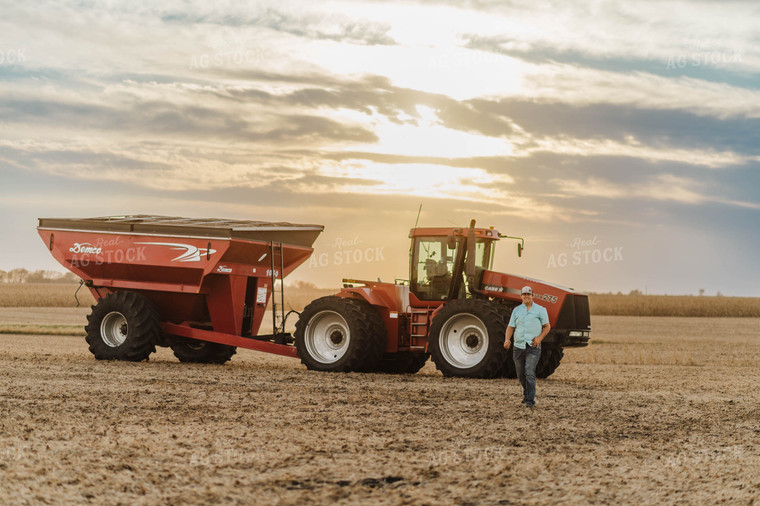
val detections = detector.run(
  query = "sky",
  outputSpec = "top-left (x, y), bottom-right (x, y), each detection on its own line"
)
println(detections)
top-left (1, 0), bottom-right (758, 295)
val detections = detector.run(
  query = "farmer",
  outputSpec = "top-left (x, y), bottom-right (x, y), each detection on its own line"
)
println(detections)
top-left (504, 286), bottom-right (550, 408)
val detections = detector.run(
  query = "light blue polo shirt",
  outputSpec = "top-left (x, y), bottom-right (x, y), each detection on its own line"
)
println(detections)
top-left (508, 303), bottom-right (549, 349)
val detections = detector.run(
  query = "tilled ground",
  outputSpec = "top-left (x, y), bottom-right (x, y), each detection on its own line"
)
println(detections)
top-left (0, 313), bottom-right (759, 505)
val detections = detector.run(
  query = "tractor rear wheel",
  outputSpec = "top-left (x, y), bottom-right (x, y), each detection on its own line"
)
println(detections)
top-left (536, 347), bottom-right (564, 378)
top-left (428, 299), bottom-right (507, 378)
top-left (85, 291), bottom-right (159, 361)
top-left (377, 352), bottom-right (428, 374)
top-left (295, 296), bottom-right (385, 372)
top-left (169, 337), bottom-right (237, 364)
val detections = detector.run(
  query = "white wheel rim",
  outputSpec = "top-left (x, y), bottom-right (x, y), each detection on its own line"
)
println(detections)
top-left (100, 311), bottom-right (128, 347)
top-left (304, 310), bottom-right (350, 364)
top-left (439, 313), bottom-right (488, 368)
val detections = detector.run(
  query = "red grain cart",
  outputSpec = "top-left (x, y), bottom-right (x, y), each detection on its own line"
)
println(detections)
top-left (38, 215), bottom-right (322, 363)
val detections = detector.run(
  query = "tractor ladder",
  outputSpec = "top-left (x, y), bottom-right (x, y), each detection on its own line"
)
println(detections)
top-left (409, 308), bottom-right (431, 351)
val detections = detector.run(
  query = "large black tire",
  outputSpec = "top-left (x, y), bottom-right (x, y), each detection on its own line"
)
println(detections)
top-left (85, 291), bottom-right (159, 361)
top-left (501, 346), bottom-right (517, 379)
top-left (495, 302), bottom-right (518, 379)
top-left (376, 352), bottom-right (429, 374)
top-left (295, 296), bottom-right (385, 372)
top-left (428, 299), bottom-right (508, 378)
top-left (169, 337), bottom-right (237, 364)
top-left (536, 347), bottom-right (564, 378)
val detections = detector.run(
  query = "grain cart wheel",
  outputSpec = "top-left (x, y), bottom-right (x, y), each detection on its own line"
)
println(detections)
top-left (85, 291), bottom-right (159, 361)
top-left (536, 347), bottom-right (564, 378)
top-left (377, 352), bottom-right (429, 374)
top-left (169, 337), bottom-right (237, 364)
top-left (295, 296), bottom-right (385, 372)
top-left (428, 299), bottom-right (507, 378)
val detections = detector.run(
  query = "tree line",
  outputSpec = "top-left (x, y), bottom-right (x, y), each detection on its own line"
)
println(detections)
top-left (0, 269), bottom-right (80, 284)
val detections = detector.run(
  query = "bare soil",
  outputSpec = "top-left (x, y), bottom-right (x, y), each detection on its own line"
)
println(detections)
top-left (0, 312), bottom-right (759, 505)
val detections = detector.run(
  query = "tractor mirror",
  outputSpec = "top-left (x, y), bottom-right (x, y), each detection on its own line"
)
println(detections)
top-left (447, 235), bottom-right (457, 250)
top-left (517, 243), bottom-right (523, 257)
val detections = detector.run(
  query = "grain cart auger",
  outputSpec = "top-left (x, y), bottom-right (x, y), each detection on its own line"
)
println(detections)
top-left (295, 220), bottom-right (591, 378)
top-left (38, 215), bottom-right (323, 363)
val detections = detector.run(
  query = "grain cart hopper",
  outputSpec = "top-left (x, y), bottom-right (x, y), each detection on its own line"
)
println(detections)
top-left (38, 215), bottom-right (323, 363)
top-left (294, 220), bottom-right (591, 378)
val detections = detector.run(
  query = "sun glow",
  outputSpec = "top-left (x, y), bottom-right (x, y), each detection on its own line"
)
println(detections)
top-left (346, 105), bottom-right (515, 159)
top-left (319, 162), bottom-right (513, 202)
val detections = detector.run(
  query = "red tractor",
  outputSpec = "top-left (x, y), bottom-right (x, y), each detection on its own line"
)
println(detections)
top-left (295, 220), bottom-right (591, 378)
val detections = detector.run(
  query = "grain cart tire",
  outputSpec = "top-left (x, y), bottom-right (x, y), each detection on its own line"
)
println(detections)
top-left (295, 296), bottom-right (385, 372)
top-left (169, 337), bottom-right (237, 364)
top-left (85, 291), bottom-right (159, 361)
top-left (536, 347), bottom-right (564, 378)
top-left (377, 352), bottom-right (429, 374)
top-left (428, 299), bottom-right (507, 378)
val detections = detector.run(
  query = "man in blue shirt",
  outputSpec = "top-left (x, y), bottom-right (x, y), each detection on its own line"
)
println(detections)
top-left (504, 286), bottom-right (551, 408)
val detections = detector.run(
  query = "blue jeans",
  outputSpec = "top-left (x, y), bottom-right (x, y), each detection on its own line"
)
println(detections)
top-left (513, 345), bottom-right (541, 406)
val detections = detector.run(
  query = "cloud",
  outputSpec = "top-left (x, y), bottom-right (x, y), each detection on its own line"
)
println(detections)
top-left (0, 82), bottom-right (378, 145)
top-left (463, 99), bottom-right (760, 155)
top-left (1, 0), bottom-right (758, 229)
top-left (551, 173), bottom-right (760, 210)
top-left (457, 0), bottom-right (760, 75)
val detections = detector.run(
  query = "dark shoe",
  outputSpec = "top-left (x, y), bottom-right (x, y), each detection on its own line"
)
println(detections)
top-left (525, 403), bottom-right (535, 409)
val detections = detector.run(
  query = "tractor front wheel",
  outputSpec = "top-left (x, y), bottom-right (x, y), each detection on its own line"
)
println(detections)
top-left (428, 299), bottom-right (507, 378)
top-left (295, 296), bottom-right (385, 372)
top-left (85, 291), bottom-right (159, 361)
top-left (536, 347), bottom-right (564, 378)
top-left (496, 303), bottom-right (518, 379)
top-left (501, 346), bottom-right (517, 379)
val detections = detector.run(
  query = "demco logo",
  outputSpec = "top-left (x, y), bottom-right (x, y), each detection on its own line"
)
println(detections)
top-left (69, 243), bottom-right (102, 255)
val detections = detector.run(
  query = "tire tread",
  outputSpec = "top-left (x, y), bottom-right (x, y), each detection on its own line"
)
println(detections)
top-left (295, 296), bottom-right (385, 372)
top-left (428, 299), bottom-right (508, 378)
top-left (84, 291), bottom-right (159, 361)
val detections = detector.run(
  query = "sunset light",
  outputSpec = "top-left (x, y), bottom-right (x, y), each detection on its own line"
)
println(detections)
top-left (0, 0), bottom-right (758, 296)
top-left (2, 3), bottom-right (760, 504)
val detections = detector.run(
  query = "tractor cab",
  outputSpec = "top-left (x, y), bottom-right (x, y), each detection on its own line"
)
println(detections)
top-left (409, 224), bottom-right (499, 301)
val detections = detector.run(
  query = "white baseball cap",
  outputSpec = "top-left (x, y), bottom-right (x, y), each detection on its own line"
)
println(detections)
top-left (521, 286), bottom-right (533, 295)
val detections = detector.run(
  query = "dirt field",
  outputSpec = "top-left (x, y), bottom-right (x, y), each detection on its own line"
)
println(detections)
top-left (1, 311), bottom-right (759, 505)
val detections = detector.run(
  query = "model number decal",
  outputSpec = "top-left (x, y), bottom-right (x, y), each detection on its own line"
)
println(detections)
top-left (534, 293), bottom-right (558, 304)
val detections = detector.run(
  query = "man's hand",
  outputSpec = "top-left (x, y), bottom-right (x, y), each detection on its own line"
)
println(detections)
top-left (504, 326), bottom-right (514, 350)
top-left (531, 323), bottom-right (551, 347)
